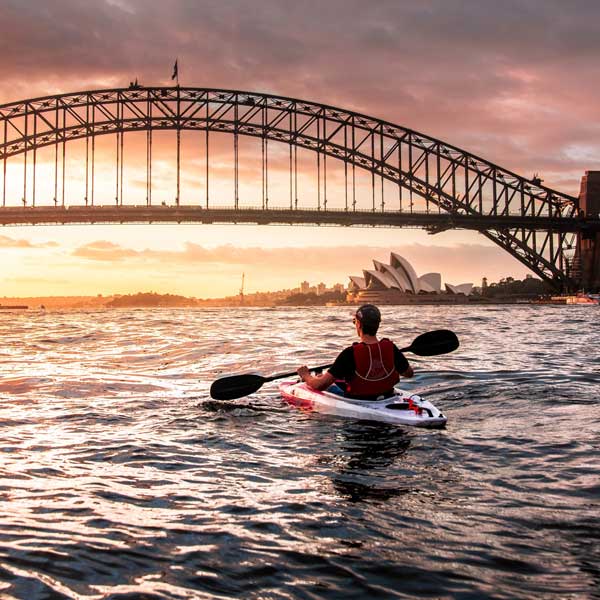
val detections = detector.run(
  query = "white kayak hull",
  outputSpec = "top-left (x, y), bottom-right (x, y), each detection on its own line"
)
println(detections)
top-left (279, 382), bottom-right (447, 428)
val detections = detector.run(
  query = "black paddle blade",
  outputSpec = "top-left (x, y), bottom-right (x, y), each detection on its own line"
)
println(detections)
top-left (407, 329), bottom-right (459, 356)
top-left (210, 373), bottom-right (266, 400)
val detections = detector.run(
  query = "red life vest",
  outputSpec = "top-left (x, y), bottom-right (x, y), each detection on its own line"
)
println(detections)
top-left (347, 338), bottom-right (400, 398)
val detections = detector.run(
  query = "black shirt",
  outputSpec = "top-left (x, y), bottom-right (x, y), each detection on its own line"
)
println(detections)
top-left (328, 342), bottom-right (409, 382)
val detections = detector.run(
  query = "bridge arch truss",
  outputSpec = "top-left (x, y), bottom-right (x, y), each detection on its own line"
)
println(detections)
top-left (0, 86), bottom-right (594, 290)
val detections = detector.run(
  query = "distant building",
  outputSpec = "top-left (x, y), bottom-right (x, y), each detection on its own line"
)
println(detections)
top-left (445, 283), bottom-right (474, 295)
top-left (348, 252), bottom-right (473, 303)
top-left (333, 283), bottom-right (345, 293)
top-left (317, 282), bottom-right (327, 295)
top-left (300, 280), bottom-right (310, 294)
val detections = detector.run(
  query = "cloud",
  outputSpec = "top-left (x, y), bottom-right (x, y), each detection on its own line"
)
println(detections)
top-left (0, 235), bottom-right (58, 249)
top-left (72, 240), bottom-right (141, 260)
top-left (0, 0), bottom-right (598, 197)
top-left (5, 277), bottom-right (69, 284)
top-left (71, 239), bottom-right (526, 283)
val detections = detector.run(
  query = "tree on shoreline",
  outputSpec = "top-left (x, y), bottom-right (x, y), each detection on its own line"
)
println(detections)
top-left (105, 292), bottom-right (198, 308)
top-left (478, 276), bottom-right (554, 298)
top-left (275, 290), bottom-right (346, 306)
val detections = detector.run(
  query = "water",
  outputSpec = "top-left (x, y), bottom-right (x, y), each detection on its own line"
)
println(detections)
top-left (0, 306), bottom-right (598, 599)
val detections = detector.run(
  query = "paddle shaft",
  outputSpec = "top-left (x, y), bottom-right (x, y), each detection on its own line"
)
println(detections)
top-left (266, 363), bottom-right (332, 382)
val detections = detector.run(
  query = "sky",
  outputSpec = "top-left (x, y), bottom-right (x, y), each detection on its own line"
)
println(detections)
top-left (0, 0), bottom-right (599, 297)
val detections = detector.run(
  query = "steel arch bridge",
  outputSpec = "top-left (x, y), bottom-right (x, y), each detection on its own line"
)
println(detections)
top-left (1, 86), bottom-right (599, 291)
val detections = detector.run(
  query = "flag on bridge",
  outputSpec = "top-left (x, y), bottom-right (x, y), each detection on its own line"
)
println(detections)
top-left (171, 60), bottom-right (179, 84)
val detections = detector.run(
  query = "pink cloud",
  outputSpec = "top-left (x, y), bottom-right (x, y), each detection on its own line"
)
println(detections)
top-left (0, 0), bottom-right (597, 198)
top-left (0, 235), bottom-right (58, 248)
top-left (73, 240), bottom-right (141, 260)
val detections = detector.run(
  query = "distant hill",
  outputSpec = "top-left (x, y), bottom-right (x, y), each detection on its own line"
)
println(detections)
top-left (0, 295), bottom-right (110, 309)
top-left (105, 292), bottom-right (199, 308)
top-left (276, 290), bottom-right (346, 306)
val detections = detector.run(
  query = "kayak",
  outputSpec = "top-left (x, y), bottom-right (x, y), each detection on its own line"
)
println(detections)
top-left (279, 381), bottom-right (447, 428)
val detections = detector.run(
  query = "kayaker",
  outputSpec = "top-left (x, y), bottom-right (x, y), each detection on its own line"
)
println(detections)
top-left (297, 304), bottom-right (414, 399)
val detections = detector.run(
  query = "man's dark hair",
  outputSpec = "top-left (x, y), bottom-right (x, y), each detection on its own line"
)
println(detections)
top-left (355, 304), bottom-right (381, 335)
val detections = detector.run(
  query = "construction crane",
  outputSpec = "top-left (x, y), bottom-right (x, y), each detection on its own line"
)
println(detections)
top-left (239, 272), bottom-right (245, 306)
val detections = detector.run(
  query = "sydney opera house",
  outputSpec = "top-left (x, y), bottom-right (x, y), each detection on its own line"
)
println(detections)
top-left (348, 252), bottom-right (473, 304)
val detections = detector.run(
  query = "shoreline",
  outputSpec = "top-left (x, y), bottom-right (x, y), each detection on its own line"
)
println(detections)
top-left (0, 300), bottom-right (595, 310)
top-left (3, 291), bottom-right (598, 310)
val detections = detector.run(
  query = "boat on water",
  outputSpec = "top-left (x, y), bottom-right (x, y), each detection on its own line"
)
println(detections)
top-left (532, 294), bottom-right (599, 305)
top-left (280, 381), bottom-right (447, 428)
top-left (0, 305), bottom-right (28, 310)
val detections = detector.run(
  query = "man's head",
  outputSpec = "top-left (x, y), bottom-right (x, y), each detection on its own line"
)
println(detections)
top-left (354, 304), bottom-right (381, 335)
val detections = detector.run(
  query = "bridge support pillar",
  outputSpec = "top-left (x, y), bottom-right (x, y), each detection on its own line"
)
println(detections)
top-left (577, 170), bottom-right (600, 291)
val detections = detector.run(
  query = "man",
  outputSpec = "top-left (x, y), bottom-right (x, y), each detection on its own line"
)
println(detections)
top-left (297, 304), bottom-right (414, 399)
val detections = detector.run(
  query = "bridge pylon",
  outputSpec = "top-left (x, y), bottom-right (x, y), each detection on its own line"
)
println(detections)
top-left (576, 171), bottom-right (600, 292)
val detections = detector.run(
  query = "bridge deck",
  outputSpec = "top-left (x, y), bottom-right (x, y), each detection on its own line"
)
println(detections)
top-left (1, 206), bottom-right (599, 232)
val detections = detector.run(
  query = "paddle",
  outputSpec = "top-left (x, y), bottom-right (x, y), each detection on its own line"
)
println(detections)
top-left (209, 329), bottom-right (459, 401)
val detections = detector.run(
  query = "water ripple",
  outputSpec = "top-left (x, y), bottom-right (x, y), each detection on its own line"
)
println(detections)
top-left (0, 306), bottom-right (598, 598)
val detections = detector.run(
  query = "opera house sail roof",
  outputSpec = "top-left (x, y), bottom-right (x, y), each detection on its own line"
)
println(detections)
top-left (349, 253), bottom-right (473, 298)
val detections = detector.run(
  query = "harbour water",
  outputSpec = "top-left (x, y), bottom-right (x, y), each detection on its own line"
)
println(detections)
top-left (0, 306), bottom-right (598, 599)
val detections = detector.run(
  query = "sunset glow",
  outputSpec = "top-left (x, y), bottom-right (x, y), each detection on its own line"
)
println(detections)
top-left (0, 0), bottom-right (596, 297)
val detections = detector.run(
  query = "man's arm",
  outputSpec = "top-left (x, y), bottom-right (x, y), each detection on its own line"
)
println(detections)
top-left (297, 366), bottom-right (336, 390)
top-left (297, 347), bottom-right (352, 391)
top-left (394, 345), bottom-right (414, 378)
top-left (400, 365), bottom-right (414, 378)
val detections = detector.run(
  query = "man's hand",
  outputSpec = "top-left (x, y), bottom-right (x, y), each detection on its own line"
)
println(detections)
top-left (401, 365), bottom-right (414, 378)
top-left (297, 367), bottom-right (335, 391)
top-left (297, 365), bottom-right (310, 381)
